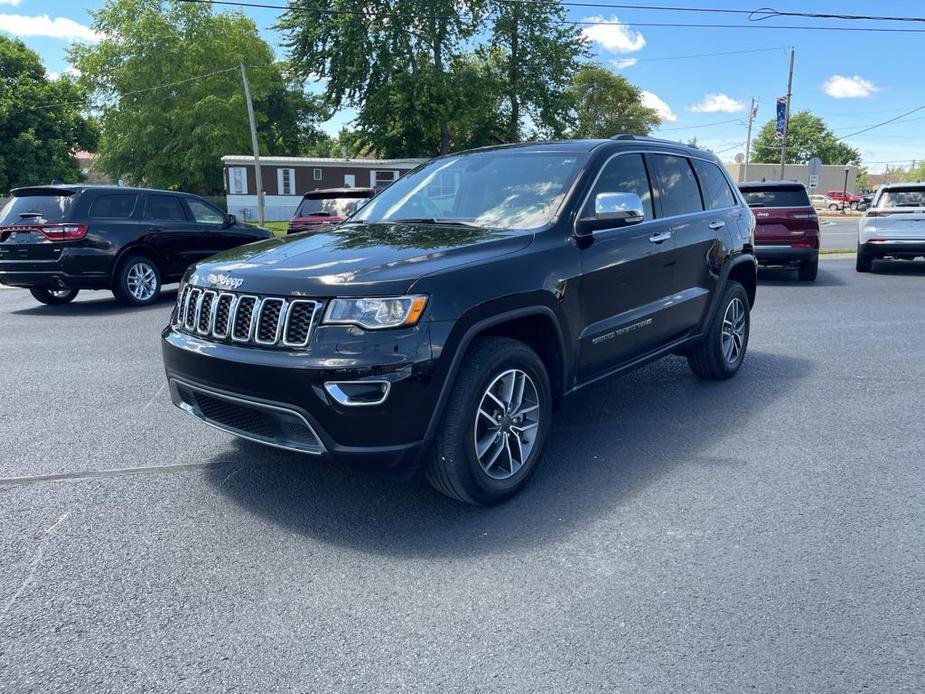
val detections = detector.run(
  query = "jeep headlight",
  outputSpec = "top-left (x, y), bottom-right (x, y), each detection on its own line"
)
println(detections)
top-left (323, 295), bottom-right (428, 329)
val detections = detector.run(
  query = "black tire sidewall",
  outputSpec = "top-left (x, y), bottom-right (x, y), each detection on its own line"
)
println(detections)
top-left (115, 256), bottom-right (161, 305)
top-left (29, 288), bottom-right (79, 305)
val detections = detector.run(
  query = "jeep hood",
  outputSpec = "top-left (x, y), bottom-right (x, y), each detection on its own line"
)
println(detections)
top-left (187, 222), bottom-right (532, 296)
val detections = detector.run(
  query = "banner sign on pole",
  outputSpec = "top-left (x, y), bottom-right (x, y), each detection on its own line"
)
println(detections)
top-left (775, 97), bottom-right (788, 141)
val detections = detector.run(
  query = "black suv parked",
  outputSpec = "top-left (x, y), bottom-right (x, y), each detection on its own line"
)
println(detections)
top-left (162, 138), bottom-right (757, 505)
top-left (0, 185), bottom-right (272, 305)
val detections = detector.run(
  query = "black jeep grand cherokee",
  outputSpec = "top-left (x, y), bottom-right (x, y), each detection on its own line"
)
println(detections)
top-left (162, 137), bottom-right (757, 505)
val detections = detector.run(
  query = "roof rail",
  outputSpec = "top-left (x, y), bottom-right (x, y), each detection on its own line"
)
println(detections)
top-left (610, 134), bottom-right (695, 147)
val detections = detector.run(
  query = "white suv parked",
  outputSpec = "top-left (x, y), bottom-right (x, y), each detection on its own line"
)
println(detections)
top-left (857, 183), bottom-right (925, 272)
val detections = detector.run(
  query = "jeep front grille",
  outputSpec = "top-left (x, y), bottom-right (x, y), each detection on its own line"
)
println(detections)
top-left (175, 286), bottom-right (320, 349)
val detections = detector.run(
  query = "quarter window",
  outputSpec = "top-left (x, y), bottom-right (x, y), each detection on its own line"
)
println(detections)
top-left (144, 195), bottom-right (186, 221)
top-left (582, 153), bottom-right (654, 220)
top-left (89, 193), bottom-right (137, 219)
top-left (649, 154), bottom-right (704, 217)
top-left (692, 159), bottom-right (737, 210)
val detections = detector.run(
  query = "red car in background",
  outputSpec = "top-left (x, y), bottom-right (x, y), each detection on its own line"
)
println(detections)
top-left (738, 181), bottom-right (820, 282)
top-left (287, 187), bottom-right (376, 234)
top-left (826, 189), bottom-right (862, 210)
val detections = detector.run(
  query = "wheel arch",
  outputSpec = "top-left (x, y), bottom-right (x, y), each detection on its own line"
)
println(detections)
top-left (111, 243), bottom-right (168, 285)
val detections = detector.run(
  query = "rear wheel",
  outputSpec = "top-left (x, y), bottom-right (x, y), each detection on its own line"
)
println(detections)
top-left (856, 246), bottom-right (872, 272)
top-left (113, 255), bottom-right (161, 305)
top-left (29, 288), bottom-right (79, 305)
top-left (426, 336), bottom-right (552, 506)
top-left (798, 257), bottom-right (819, 282)
top-left (828, 203), bottom-right (839, 211)
top-left (687, 281), bottom-right (750, 380)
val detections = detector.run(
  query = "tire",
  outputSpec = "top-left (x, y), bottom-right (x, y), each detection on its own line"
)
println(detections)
top-left (425, 336), bottom-right (552, 506)
top-left (29, 288), bottom-right (79, 305)
top-left (828, 204), bottom-right (839, 211)
top-left (687, 280), bottom-right (750, 380)
top-left (850, 202), bottom-right (858, 210)
top-left (856, 247), bottom-right (872, 272)
top-left (798, 257), bottom-right (819, 282)
top-left (113, 255), bottom-right (161, 305)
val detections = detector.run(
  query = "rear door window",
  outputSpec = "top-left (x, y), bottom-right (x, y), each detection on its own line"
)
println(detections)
top-left (89, 193), bottom-right (138, 219)
top-left (649, 155), bottom-right (704, 217)
top-left (742, 187), bottom-right (811, 208)
top-left (0, 192), bottom-right (76, 225)
top-left (582, 153), bottom-right (654, 220)
top-left (692, 159), bottom-right (737, 210)
top-left (144, 194), bottom-right (187, 221)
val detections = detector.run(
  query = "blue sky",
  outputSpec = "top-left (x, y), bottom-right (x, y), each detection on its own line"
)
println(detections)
top-left (4, 0), bottom-right (925, 172)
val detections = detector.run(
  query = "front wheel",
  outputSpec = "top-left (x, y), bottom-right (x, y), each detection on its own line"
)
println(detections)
top-left (113, 255), bottom-right (161, 305)
top-left (687, 281), bottom-right (750, 380)
top-left (426, 336), bottom-right (552, 505)
top-left (29, 288), bottom-right (79, 305)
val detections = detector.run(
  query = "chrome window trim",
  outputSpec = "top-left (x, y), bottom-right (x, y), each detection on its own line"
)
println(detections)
top-left (323, 380), bottom-right (391, 407)
top-left (230, 294), bottom-right (259, 343)
top-left (211, 293), bottom-right (237, 339)
top-left (254, 298), bottom-right (286, 345)
top-left (574, 148), bottom-right (744, 236)
top-left (281, 299), bottom-right (320, 347)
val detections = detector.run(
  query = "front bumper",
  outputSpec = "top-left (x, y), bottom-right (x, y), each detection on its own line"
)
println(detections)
top-left (161, 322), bottom-right (450, 472)
top-left (861, 239), bottom-right (925, 258)
top-left (755, 244), bottom-right (818, 266)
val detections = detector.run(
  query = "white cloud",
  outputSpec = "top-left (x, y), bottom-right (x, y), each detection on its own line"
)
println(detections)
top-left (0, 14), bottom-right (101, 42)
top-left (611, 58), bottom-right (638, 70)
top-left (688, 93), bottom-right (745, 113)
top-left (0, 0), bottom-right (24, 6)
top-left (641, 91), bottom-right (677, 123)
top-left (47, 66), bottom-right (81, 81)
top-left (822, 74), bottom-right (878, 99)
top-left (582, 15), bottom-right (645, 54)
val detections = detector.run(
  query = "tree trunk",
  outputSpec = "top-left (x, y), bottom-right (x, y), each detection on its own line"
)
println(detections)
top-left (433, 37), bottom-right (450, 155)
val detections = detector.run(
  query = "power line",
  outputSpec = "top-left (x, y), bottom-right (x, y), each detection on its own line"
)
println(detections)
top-left (656, 118), bottom-right (743, 132)
top-left (177, 0), bottom-right (925, 33)
top-left (836, 104), bottom-right (925, 140)
top-left (625, 46), bottom-right (789, 63)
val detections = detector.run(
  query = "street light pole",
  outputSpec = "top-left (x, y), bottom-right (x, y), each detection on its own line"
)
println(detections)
top-left (779, 48), bottom-right (795, 179)
top-left (744, 97), bottom-right (757, 181)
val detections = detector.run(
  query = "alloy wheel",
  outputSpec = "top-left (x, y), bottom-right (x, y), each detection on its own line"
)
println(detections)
top-left (127, 262), bottom-right (158, 301)
top-left (721, 297), bottom-right (747, 365)
top-left (473, 368), bottom-right (541, 480)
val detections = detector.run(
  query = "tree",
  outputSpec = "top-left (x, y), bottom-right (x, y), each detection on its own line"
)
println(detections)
top-left (484, 0), bottom-right (587, 141)
top-left (0, 36), bottom-right (98, 192)
top-left (686, 137), bottom-right (713, 153)
top-left (567, 66), bottom-right (661, 139)
top-left (280, 0), bottom-right (483, 157)
top-left (70, 0), bottom-right (327, 194)
top-left (751, 111), bottom-right (861, 166)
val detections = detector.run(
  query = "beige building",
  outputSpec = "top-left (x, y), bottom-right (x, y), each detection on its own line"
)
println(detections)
top-left (724, 162), bottom-right (859, 194)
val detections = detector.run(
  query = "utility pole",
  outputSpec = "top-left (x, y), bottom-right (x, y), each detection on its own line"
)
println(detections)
top-left (779, 48), bottom-right (795, 180)
top-left (240, 62), bottom-right (264, 226)
top-left (744, 97), bottom-right (758, 181)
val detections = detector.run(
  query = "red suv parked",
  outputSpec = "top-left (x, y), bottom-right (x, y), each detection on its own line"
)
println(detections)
top-left (287, 188), bottom-right (375, 234)
top-left (738, 181), bottom-right (820, 281)
top-left (826, 189), bottom-right (861, 210)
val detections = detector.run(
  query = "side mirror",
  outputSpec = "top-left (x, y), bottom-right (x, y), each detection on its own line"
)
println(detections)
top-left (223, 213), bottom-right (236, 228)
top-left (576, 192), bottom-right (645, 236)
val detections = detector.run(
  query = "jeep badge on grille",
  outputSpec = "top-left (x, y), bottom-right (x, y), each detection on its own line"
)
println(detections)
top-left (210, 274), bottom-right (244, 290)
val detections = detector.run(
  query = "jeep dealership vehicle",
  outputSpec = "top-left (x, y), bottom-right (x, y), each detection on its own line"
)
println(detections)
top-left (857, 183), bottom-right (925, 271)
top-left (162, 138), bottom-right (757, 505)
top-left (0, 185), bottom-right (272, 305)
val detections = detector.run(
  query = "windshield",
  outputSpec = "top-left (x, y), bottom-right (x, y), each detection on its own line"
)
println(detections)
top-left (296, 196), bottom-right (367, 218)
top-left (351, 150), bottom-right (588, 230)
top-left (742, 187), bottom-right (811, 208)
top-left (877, 188), bottom-right (925, 208)
top-left (0, 192), bottom-right (76, 225)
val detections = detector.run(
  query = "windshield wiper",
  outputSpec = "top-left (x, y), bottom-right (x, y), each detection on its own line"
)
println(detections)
top-left (390, 218), bottom-right (480, 227)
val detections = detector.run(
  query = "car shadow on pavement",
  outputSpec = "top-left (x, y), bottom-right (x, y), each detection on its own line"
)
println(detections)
top-left (9, 288), bottom-right (178, 316)
top-left (206, 350), bottom-right (812, 558)
top-left (870, 260), bottom-right (925, 275)
top-left (757, 266), bottom-right (846, 287)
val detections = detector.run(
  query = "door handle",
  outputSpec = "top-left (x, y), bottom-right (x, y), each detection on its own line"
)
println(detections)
top-left (708, 220), bottom-right (726, 230)
top-left (648, 231), bottom-right (672, 244)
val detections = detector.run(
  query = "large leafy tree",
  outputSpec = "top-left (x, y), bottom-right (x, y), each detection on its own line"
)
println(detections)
top-left (70, 0), bottom-right (327, 194)
top-left (0, 36), bottom-right (98, 192)
top-left (484, 0), bottom-right (587, 141)
top-left (567, 66), bottom-right (661, 139)
top-left (280, 0), bottom-right (485, 157)
top-left (752, 111), bottom-right (861, 165)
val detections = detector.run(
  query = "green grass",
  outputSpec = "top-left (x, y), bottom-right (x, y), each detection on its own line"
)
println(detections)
top-left (247, 221), bottom-right (288, 237)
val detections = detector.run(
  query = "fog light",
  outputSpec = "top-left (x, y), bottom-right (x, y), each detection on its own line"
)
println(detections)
top-left (324, 381), bottom-right (390, 407)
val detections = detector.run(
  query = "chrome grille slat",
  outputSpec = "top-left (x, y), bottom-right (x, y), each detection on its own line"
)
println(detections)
top-left (175, 288), bottom-right (319, 350)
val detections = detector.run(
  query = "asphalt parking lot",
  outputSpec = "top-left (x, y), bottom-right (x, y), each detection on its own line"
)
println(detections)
top-left (1, 257), bottom-right (923, 693)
